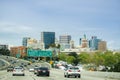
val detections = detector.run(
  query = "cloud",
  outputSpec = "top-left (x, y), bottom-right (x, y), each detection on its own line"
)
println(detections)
top-left (0, 22), bottom-right (34, 34)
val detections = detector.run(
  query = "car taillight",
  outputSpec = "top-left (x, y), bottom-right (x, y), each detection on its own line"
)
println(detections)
top-left (78, 70), bottom-right (80, 72)
top-left (68, 70), bottom-right (72, 72)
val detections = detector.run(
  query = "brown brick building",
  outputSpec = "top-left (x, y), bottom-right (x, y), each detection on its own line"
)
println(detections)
top-left (10, 46), bottom-right (27, 58)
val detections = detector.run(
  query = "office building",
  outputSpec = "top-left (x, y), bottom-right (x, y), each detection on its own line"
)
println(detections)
top-left (89, 36), bottom-right (101, 50)
top-left (10, 46), bottom-right (27, 58)
top-left (41, 32), bottom-right (55, 49)
top-left (80, 34), bottom-right (89, 48)
top-left (98, 41), bottom-right (107, 51)
top-left (59, 35), bottom-right (71, 44)
top-left (22, 37), bottom-right (30, 47)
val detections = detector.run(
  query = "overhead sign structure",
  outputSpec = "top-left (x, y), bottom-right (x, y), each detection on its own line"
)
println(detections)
top-left (27, 49), bottom-right (52, 57)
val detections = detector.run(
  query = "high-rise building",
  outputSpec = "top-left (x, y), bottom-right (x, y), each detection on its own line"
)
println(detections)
top-left (59, 35), bottom-right (71, 44)
top-left (89, 36), bottom-right (101, 50)
top-left (41, 32), bottom-right (55, 49)
top-left (22, 37), bottom-right (30, 47)
top-left (80, 34), bottom-right (89, 48)
top-left (27, 38), bottom-right (38, 48)
top-left (98, 41), bottom-right (107, 51)
top-left (59, 35), bottom-right (71, 50)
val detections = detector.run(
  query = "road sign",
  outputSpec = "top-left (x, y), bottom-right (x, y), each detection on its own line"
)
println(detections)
top-left (27, 49), bottom-right (52, 57)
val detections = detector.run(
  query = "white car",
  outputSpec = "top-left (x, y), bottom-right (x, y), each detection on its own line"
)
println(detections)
top-left (64, 66), bottom-right (81, 78)
top-left (12, 67), bottom-right (25, 76)
top-left (29, 68), bottom-right (34, 72)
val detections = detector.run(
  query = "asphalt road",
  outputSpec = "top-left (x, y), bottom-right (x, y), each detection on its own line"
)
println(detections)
top-left (0, 68), bottom-right (120, 80)
top-left (0, 55), bottom-right (120, 80)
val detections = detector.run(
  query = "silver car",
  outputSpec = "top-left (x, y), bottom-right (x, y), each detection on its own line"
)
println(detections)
top-left (12, 67), bottom-right (25, 76)
top-left (64, 66), bottom-right (81, 78)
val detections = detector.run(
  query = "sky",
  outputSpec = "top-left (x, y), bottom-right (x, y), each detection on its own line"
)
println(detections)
top-left (0, 0), bottom-right (120, 50)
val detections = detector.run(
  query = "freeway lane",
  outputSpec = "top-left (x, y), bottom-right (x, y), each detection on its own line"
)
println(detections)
top-left (0, 55), bottom-right (120, 80)
top-left (0, 69), bottom-right (119, 80)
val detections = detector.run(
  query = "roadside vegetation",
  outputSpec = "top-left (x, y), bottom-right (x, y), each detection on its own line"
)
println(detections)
top-left (0, 48), bottom-right (10, 56)
top-left (59, 51), bottom-right (120, 72)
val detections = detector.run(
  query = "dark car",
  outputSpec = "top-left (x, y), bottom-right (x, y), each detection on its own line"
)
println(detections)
top-left (7, 66), bottom-right (14, 72)
top-left (36, 67), bottom-right (50, 76)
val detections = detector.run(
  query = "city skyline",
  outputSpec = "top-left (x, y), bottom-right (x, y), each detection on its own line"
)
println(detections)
top-left (0, 0), bottom-right (120, 50)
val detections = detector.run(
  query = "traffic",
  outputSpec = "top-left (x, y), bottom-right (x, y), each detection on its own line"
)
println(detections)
top-left (0, 55), bottom-right (120, 80)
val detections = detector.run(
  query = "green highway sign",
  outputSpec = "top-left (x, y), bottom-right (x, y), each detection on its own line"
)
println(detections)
top-left (27, 49), bottom-right (52, 57)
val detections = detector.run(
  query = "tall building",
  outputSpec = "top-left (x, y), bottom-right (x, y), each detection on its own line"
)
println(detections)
top-left (98, 41), bottom-right (107, 51)
top-left (89, 36), bottom-right (101, 50)
top-left (27, 38), bottom-right (38, 49)
top-left (59, 35), bottom-right (71, 50)
top-left (80, 34), bottom-right (89, 48)
top-left (70, 40), bottom-right (74, 49)
top-left (22, 37), bottom-right (30, 47)
top-left (41, 32), bottom-right (55, 49)
top-left (59, 35), bottom-right (71, 44)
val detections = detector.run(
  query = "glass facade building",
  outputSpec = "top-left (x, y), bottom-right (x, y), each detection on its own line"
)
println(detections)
top-left (41, 32), bottom-right (55, 49)
top-left (89, 36), bottom-right (101, 50)
top-left (22, 37), bottom-right (30, 47)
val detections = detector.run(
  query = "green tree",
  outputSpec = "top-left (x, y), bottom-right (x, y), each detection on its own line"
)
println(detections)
top-left (113, 53), bottom-right (120, 72)
top-left (66, 56), bottom-right (75, 64)
top-left (59, 53), bottom-right (67, 61)
top-left (0, 48), bottom-right (10, 56)
top-left (78, 52), bottom-right (90, 64)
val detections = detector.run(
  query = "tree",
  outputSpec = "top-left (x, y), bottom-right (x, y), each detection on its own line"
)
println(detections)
top-left (78, 52), bottom-right (90, 64)
top-left (67, 56), bottom-right (75, 64)
top-left (59, 53), bottom-right (67, 61)
top-left (0, 48), bottom-right (10, 56)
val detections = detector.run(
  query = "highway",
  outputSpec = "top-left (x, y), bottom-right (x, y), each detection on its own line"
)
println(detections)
top-left (0, 56), bottom-right (120, 80)
top-left (0, 68), bottom-right (120, 80)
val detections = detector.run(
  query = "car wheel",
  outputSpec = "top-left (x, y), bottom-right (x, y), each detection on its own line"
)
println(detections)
top-left (36, 73), bottom-right (39, 76)
top-left (47, 74), bottom-right (50, 77)
top-left (13, 74), bottom-right (15, 76)
top-left (64, 74), bottom-right (66, 77)
top-left (78, 75), bottom-right (81, 78)
top-left (23, 74), bottom-right (25, 76)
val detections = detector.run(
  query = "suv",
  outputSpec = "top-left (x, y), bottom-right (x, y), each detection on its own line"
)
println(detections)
top-left (64, 66), bottom-right (81, 78)
top-left (7, 66), bottom-right (14, 72)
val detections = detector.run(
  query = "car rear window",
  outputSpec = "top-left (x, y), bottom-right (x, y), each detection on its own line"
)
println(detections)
top-left (70, 67), bottom-right (79, 70)
top-left (39, 67), bottom-right (48, 70)
top-left (14, 67), bottom-right (22, 70)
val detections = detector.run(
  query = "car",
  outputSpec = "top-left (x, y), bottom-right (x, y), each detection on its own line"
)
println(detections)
top-left (36, 67), bottom-right (50, 76)
top-left (29, 68), bottom-right (34, 72)
top-left (7, 66), bottom-right (14, 72)
top-left (64, 66), bottom-right (81, 78)
top-left (12, 67), bottom-right (25, 76)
